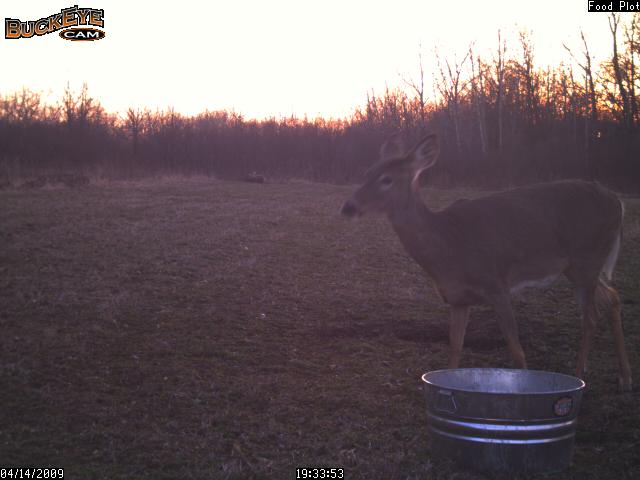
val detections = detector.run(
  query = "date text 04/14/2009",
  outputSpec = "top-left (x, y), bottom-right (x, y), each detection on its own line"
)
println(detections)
top-left (0, 469), bottom-right (64, 479)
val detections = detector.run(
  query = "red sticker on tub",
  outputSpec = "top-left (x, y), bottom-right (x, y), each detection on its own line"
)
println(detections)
top-left (554, 397), bottom-right (573, 416)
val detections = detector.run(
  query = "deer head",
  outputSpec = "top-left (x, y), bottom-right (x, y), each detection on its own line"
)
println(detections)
top-left (341, 133), bottom-right (440, 217)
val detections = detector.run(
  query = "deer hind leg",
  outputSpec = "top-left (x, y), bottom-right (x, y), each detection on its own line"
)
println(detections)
top-left (491, 295), bottom-right (527, 369)
top-left (574, 285), bottom-right (598, 382)
top-left (448, 305), bottom-right (470, 369)
top-left (596, 278), bottom-right (632, 391)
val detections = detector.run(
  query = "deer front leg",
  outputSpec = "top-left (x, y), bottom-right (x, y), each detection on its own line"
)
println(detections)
top-left (448, 305), bottom-right (470, 369)
top-left (491, 294), bottom-right (527, 369)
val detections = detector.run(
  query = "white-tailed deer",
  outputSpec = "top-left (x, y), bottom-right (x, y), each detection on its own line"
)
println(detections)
top-left (341, 133), bottom-right (632, 391)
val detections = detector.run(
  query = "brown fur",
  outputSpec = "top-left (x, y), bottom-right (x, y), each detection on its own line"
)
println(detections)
top-left (342, 134), bottom-right (632, 391)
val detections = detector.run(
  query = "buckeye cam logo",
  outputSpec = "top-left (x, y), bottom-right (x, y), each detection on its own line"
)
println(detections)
top-left (5, 5), bottom-right (105, 41)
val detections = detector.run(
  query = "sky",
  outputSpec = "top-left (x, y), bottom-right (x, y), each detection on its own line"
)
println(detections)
top-left (0, 0), bottom-right (628, 120)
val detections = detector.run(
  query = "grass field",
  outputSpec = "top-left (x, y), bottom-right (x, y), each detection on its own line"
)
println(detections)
top-left (1, 178), bottom-right (639, 479)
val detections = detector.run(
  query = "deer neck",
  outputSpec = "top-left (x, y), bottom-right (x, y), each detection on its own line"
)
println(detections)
top-left (386, 182), bottom-right (450, 274)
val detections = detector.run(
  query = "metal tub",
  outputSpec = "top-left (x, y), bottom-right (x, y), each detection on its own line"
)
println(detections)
top-left (421, 368), bottom-right (585, 474)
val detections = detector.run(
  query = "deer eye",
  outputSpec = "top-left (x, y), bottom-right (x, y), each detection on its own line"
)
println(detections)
top-left (379, 175), bottom-right (393, 187)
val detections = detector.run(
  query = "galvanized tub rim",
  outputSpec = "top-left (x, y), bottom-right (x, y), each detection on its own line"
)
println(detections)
top-left (421, 368), bottom-right (585, 396)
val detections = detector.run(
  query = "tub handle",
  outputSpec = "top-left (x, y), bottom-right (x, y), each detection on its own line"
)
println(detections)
top-left (435, 389), bottom-right (457, 414)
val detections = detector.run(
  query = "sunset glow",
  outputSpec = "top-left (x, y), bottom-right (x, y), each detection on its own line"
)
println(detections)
top-left (0, 0), bottom-right (626, 119)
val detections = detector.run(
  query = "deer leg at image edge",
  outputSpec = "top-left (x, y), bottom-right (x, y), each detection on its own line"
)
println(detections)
top-left (595, 279), bottom-right (632, 391)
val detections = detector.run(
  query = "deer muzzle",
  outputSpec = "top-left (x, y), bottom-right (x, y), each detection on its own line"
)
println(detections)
top-left (341, 200), bottom-right (360, 217)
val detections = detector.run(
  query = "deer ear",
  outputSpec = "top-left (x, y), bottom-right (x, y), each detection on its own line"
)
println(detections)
top-left (379, 133), bottom-right (406, 160)
top-left (410, 134), bottom-right (439, 172)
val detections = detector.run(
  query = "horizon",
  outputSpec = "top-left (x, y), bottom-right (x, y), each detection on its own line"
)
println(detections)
top-left (1, 0), bottom-right (632, 121)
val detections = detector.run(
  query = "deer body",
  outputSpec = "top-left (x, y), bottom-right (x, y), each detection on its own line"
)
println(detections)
top-left (342, 134), bottom-right (632, 391)
top-left (389, 180), bottom-right (620, 305)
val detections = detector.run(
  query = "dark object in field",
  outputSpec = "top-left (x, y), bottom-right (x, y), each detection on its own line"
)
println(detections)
top-left (21, 174), bottom-right (90, 189)
top-left (59, 174), bottom-right (90, 188)
top-left (22, 176), bottom-right (47, 189)
top-left (422, 368), bottom-right (585, 474)
top-left (342, 132), bottom-right (632, 391)
top-left (244, 172), bottom-right (265, 184)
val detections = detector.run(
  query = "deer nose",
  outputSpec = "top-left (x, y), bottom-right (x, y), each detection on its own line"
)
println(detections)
top-left (341, 200), bottom-right (358, 217)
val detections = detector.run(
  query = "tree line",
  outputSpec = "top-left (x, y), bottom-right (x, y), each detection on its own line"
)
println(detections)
top-left (1, 13), bottom-right (638, 190)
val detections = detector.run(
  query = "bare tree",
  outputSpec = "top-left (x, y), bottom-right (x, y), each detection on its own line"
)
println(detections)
top-left (13, 88), bottom-right (42, 123)
top-left (435, 47), bottom-right (471, 156)
top-left (564, 31), bottom-right (599, 124)
top-left (469, 47), bottom-right (488, 156)
top-left (609, 13), bottom-right (631, 129)
top-left (494, 30), bottom-right (506, 154)
top-left (125, 108), bottom-right (143, 157)
top-left (519, 31), bottom-right (540, 127)
top-left (564, 31), bottom-right (599, 178)
top-left (401, 48), bottom-right (428, 132)
top-left (623, 14), bottom-right (638, 126)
